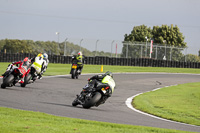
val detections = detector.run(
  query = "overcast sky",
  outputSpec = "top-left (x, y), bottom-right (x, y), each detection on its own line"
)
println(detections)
top-left (0, 0), bottom-right (200, 54)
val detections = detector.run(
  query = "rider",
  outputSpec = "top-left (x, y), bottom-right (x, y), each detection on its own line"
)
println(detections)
top-left (12, 57), bottom-right (31, 84)
top-left (88, 71), bottom-right (115, 105)
top-left (38, 53), bottom-right (49, 79)
top-left (71, 51), bottom-right (85, 74)
top-left (31, 53), bottom-right (44, 79)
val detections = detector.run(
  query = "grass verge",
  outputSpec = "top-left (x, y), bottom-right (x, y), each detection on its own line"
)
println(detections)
top-left (0, 107), bottom-right (195, 133)
top-left (133, 82), bottom-right (200, 126)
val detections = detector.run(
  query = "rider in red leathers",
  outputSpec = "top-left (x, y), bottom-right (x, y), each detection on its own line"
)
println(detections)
top-left (12, 57), bottom-right (31, 84)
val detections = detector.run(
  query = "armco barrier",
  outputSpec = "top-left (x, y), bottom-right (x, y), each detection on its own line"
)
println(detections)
top-left (0, 53), bottom-right (200, 68)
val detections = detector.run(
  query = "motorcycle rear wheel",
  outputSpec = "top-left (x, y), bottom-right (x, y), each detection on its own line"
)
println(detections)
top-left (71, 69), bottom-right (76, 79)
top-left (82, 92), bottom-right (102, 109)
top-left (21, 73), bottom-right (32, 87)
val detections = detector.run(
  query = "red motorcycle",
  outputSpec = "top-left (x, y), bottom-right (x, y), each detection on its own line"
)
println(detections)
top-left (1, 64), bottom-right (31, 88)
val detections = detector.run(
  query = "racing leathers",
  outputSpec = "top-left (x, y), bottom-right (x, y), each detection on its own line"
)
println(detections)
top-left (31, 55), bottom-right (44, 79)
top-left (39, 57), bottom-right (49, 78)
top-left (88, 74), bottom-right (115, 103)
top-left (71, 55), bottom-right (85, 74)
top-left (12, 57), bottom-right (31, 83)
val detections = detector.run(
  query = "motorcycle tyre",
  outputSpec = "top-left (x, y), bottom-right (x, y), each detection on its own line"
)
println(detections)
top-left (71, 69), bottom-right (76, 79)
top-left (2, 74), bottom-right (14, 89)
top-left (21, 73), bottom-right (32, 87)
top-left (82, 92), bottom-right (102, 109)
top-left (1, 83), bottom-right (6, 89)
top-left (76, 74), bottom-right (79, 79)
top-left (72, 99), bottom-right (79, 106)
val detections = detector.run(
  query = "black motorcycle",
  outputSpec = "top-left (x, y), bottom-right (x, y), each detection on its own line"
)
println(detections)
top-left (72, 80), bottom-right (113, 109)
top-left (70, 60), bottom-right (81, 79)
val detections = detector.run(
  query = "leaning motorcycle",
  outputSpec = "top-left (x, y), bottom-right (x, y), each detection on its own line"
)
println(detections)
top-left (1, 64), bottom-right (31, 88)
top-left (20, 66), bottom-right (37, 87)
top-left (70, 60), bottom-right (81, 79)
top-left (72, 77), bottom-right (115, 109)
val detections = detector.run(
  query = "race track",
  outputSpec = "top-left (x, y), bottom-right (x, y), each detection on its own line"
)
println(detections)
top-left (0, 73), bottom-right (200, 132)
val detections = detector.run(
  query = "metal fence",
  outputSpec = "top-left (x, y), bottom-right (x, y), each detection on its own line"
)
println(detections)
top-left (122, 42), bottom-right (187, 62)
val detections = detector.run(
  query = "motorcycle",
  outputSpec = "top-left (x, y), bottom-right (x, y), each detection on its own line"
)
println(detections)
top-left (70, 60), bottom-right (81, 79)
top-left (21, 66), bottom-right (38, 87)
top-left (1, 64), bottom-right (31, 88)
top-left (72, 78), bottom-right (115, 109)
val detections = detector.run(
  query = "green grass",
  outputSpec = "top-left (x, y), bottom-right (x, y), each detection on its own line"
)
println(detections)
top-left (1, 62), bottom-right (200, 76)
top-left (133, 82), bottom-right (200, 126)
top-left (0, 62), bottom-right (200, 133)
top-left (46, 63), bottom-right (200, 75)
top-left (0, 107), bottom-right (195, 133)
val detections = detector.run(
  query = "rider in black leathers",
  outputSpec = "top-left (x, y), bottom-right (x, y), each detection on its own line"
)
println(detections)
top-left (88, 71), bottom-right (114, 102)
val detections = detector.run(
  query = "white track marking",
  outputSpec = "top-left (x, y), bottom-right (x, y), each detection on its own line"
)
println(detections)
top-left (125, 85), bottom-right (199, 127)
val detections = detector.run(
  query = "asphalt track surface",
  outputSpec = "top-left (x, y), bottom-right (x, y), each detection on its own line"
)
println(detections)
top-left (0, 73), bottom-right (200, 132)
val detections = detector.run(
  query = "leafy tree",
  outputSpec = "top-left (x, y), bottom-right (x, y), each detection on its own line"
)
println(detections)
top-left (198, 50), bottom-right (200, 57)
top-left (3, 39), bottom-right (33, 53)
top-left (186, 54), bottom-right (200, 62)
top-left (122, 24), bottom-right (187, 61)
top-left (0, 39), bottom-right (118, 57)
top-left (152, 25), bottom-right (186, 61)
top-left (0, 39), bottom-right (6, 52)
top-left (122, 25), bottom-right (152, 58)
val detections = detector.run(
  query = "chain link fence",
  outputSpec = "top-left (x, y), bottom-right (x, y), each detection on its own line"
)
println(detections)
top-left (122, 42), bottom-right (187, 62)
top-left (63, 39), bottom-right (188, 62)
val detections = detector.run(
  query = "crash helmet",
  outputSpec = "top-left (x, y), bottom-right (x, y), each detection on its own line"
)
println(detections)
top-left (43, 53), bottom-right (48, 59)
top-left (23, 57), bottom-right (30, 66)
top-left (78, 51), bottom-right (82, 56)
top-left (37, 53), bottom-right (44, 58)
top-left (105, 71), bottom-right (113, 78)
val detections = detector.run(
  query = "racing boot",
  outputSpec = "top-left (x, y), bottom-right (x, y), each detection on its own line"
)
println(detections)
top-left (37, 74), bottom-right (42, 79)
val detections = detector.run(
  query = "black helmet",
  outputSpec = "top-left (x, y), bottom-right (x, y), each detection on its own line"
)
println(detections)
top-left (105, 71), bottom-right (113, 78)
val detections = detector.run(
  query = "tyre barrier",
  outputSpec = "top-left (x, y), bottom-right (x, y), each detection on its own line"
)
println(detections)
top-left (0, 53), bottom-right (199, 68)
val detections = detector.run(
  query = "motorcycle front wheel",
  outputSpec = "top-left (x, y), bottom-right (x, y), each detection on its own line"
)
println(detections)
top-left (1, 74), bottom-right (14, 89)
top-left (1, 83), bottom-right (6, 89)
top-left (82, 92), bottom-right (102, 109)
top-left (72, 98), bottom-right (79, 106)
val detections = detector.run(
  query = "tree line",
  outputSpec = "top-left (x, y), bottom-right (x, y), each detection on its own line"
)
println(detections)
top-left (0, 39), bottom-right (111, 57)
top-left (0, 24), bottom-right (199, 62)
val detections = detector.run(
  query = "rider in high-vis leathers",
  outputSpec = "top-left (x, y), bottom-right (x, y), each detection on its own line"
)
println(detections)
top-left (31, 53), bottom-right (44, 79)
top-left (71, 51), bottom-right (85, 74)
top-left (88, 71), bottom-right (115, 104)
top-left (38, 53), bottom-right (49, 79)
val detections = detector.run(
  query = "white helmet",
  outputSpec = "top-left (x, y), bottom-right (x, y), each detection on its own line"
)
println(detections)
top-left (78, 51), bottom-right (82, 56)
top-left (43, 53), bottom-right (48, 59)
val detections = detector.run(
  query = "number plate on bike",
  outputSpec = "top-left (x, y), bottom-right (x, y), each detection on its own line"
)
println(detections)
top-left (101, 88), bottom-right (106, 94)
top-left (72, 65), bottom-right (77, 69)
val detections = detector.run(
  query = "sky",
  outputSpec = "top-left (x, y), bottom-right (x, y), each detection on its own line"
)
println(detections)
top-left (0, 0), bottom-right (200, 55)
